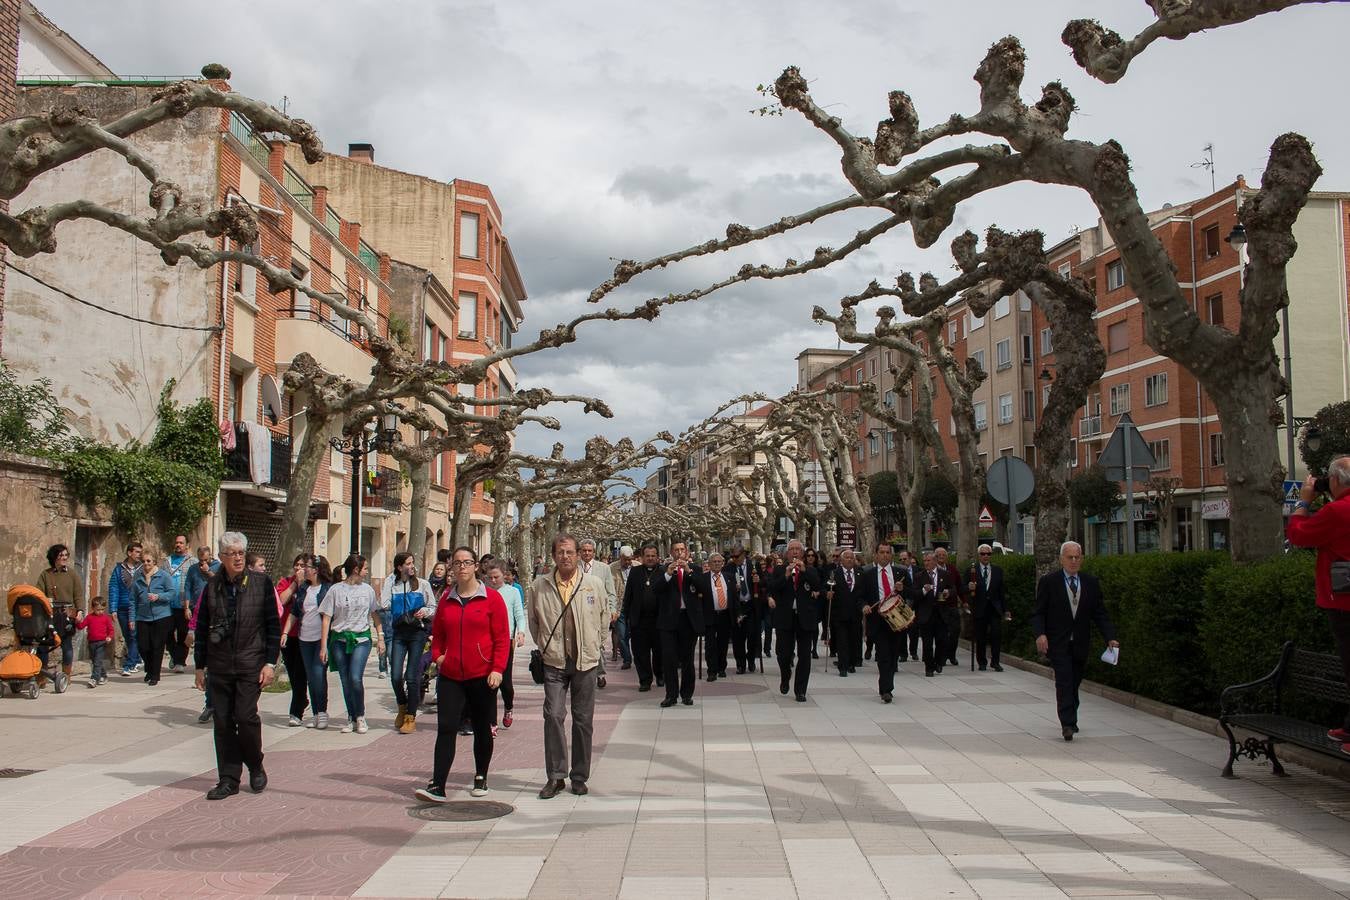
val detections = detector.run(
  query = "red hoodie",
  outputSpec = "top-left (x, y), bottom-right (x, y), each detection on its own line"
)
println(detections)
top-left (431, 583), bottom-right (510, 680)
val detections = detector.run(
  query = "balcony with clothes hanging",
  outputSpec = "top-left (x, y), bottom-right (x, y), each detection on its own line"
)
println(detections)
top-left (221, 421), bottom-right (292, 499)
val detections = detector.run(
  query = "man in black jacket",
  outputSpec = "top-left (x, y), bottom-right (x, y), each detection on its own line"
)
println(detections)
top-left (726, 546), bottom-right (760, 673)
top-left (768, 539), bottom-right (821, 702)
top-left (1031, 541), bottom-right (1120, 741)
top-left (658, 541), bottom-right (704, 707)
top-left (827, 549), bottom-right (865, 678)
top-left (193, 532), bottom-right (280, 800)
top-left (699, 552), bottom-right (738, 681)
top-left (911, 550), bottom-right (953, 677)
top-left (620, 544), bottom-right (665, 692)
top-left (967, 544), bottom-right (1010, 672)
top-left (861, 543), bottom-right (908, 701)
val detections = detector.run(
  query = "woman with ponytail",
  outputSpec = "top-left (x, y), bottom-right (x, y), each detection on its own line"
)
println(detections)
top-left (319, 554), bottom-right (383, 734)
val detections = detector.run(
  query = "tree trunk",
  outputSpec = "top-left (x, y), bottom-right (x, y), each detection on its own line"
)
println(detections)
top-left (1211, 379), bottom-right (1285, 561)
top-left (450, 479), bottom-right (474, 548)
top-left (403, 460), bottom-right (430, 561)
top-left (278, 410), bottom-right (332, 565)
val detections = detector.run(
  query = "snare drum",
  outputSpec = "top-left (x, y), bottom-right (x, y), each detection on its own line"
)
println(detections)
top-left (876, 595), bottom-right (916, 633)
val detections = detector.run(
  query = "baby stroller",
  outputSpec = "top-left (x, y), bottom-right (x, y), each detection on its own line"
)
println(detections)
top-left (417, 648), bottom-right (437, 712)
top-left (1, 585), bottom-right (69, 699)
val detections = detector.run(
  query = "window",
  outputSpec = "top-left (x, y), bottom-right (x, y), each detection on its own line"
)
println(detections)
top-left (869, 433), bottom-right (879, 456)
top-left (1210, 432), bottom-right (1226, 467)
top-left (1022, 333), bottom-right (1033, 364)
top-left (1057, 262), bottom-right (1071, 278)
top-left (422, 318), bottom-right (435, 362)
top-left (948, 320), bottom-right (958, 343)
top-left (857, 443), bottom-right (865, 463)
top-left (869, 358), bottom-right (877, 377)
top-left (438, 334), bottom-right (448, 364)
top-left (972, 349), bottom-right (986, 372)
top-left (1148, 439), bottom-right (1171, 470)
top-left (994, 296), bottom-right (1011, 319)
top-left (1019, 293), bottom-right (1031, 312)
top-left (1203, 224), bottom-right (1221, 259)
top-left (886, 431), bottom-right (894, 451)
top-left (1206, 293), bottom-right (1224, 326)
top-left (1109, 383), bottom-right (1131, 415)
top-left (998, 393), bottom-right (1013, 424)
top-left (996, 339), bottom-right (1012, 370)
top-left (290, 262), bottom-right (311, 318)
top-left (949, 416), bottom-right (956, 437)
top-left (969, 310), bottom-right (984, 331)
top-left (1023, 389), bottom-right (1035, 421)
top-left (1106, 259), bottom-right (1125, 291)
top-left (1145, 372), bottom-right (1168, 407)
top-left (458, 292), bottom-right (478, 338)
top-left (1024, 445), bottom-right (1036, 466)
top-left (883, 390), bottom-right (895, 408)
top-left (885, 350), bottom-right (892, 368)
top-left (1069, 438), bottom-right (1079, 467)
top-left (1108, 321), bottom-right (1129, 353)
top-left (855, 366), bottom-right (864, 384)
top-left (1040, 327), bottom-right (1052, 355)
top-left (1042, 384), bottom-right (1052, 409)
top-left (433, 451), bottom-right (444, 485)
top-left (973, 402), bottom-right (988, 431)
top-left (459, 212), bottom-right (480, 259)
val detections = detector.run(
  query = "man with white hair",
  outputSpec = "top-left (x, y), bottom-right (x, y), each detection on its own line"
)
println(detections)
top-left (1286, 456), bottom-right (1350, 754)
top-left (609, 545), bottom-right (635, 670)
top-left (768, 539), bottom-right (822, 701)
top-left (193, 532), bottom-right (281, 799)
top-left (579, 539), bottom-right (616, 688)
top-left (1031, 541), bottom-right (1119, 741)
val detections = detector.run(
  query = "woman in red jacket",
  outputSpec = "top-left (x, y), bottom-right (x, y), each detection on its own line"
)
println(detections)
top-left (415, 545), bottom-right (509, 802)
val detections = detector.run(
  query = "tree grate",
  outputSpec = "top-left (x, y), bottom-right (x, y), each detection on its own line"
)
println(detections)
top-left (0, 768), bottom-right (40, 778)
top-left (408, 800), bottom-right (514, 821)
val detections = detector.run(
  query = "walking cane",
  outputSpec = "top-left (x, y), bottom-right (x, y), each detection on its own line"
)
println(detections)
top-left (823, 574), bottom-right (835, 673)
top-left (698, 636), bottom-right (704, 679)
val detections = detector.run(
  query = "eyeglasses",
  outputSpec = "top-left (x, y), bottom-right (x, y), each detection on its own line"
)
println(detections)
top-left (450, 559), bottom-right (477, 568)
top-left (221, 550), bottom-right (246, 558)
top-left (978, 552), bottom-right (992, 557)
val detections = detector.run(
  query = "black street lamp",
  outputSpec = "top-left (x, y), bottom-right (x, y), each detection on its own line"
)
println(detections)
top-left (330, 411), bottom-right (401, 558)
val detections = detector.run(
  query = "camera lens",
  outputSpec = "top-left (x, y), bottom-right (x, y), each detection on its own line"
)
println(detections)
top-left (1314, 476), bottom-right (1331, 494)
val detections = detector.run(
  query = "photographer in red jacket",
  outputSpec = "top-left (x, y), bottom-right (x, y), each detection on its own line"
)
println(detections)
top-left (1286, 456), bottom-right (1350, 754)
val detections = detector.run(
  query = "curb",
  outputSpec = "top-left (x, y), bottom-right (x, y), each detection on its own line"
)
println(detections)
top-left (974, 641), bottom-right (1350, 782)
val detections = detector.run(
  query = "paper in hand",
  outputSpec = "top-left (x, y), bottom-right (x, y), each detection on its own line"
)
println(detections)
top-left (1100, 646), bottom-right (1120, 666)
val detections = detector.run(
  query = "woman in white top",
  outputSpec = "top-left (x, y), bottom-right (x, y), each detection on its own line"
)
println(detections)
top-left (320, 553), bottom-right (384, 734)
top-left (484, 560), bottom-right (526, 729)
top-left (282, 555), bottom-right (334, 729)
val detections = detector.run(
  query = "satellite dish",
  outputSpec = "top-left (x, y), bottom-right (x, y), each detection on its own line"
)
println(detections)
top-left (260, 375), bottom-right (283, 425)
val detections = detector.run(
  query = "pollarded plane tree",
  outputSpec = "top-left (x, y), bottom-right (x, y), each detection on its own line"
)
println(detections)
top-left (586, 3), bottom-right (1331, 561)
top-left (0, 68), bottom-right (705, 562)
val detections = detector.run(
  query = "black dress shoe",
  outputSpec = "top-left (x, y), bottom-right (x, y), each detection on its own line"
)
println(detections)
top-left (597, 676), bottom-right (607, 689)
top-left (206, 780), bottom-right (239, 800)
top-left (707, 674), bottom-right (717, 682)
top-left (882, 692), bottom-right (893, 703)
top-left (779, 681), bottom-right (789, 695)
top-left (539, 779), bottom-right (566, 800)
top-left (848, 666), bottom-right (857, 673)
top-left (570, 781), bottom-right (588, 796)
top-left (795, 694), bottom-right (806, 702)
top-left (991, 664), bottom-right (1004, 672)
top-left (736, 667), bottom-right (746, 675)
top-left (1072, 724), bottom-right (1080, 733)
top-left (811, 650), bottom-right (819, 659)
top-left (681, 697), bottom-right (693, 706)
top-left (748, 663), bottom-right (756, 672)
top-left (838, 669), bottom-right (847, 677)
top-left (719, 671), bottom-right (728, 678)
top-left (935, 665), bottom-right (943, 674)
top-left (1062, 726), bottom-right (1075, 742)
top-left (864, 649), bottom-right (872, 660)
top-left (925, 671), bottom-right (935, 678)
top-left (660, 697), bottom-right (677, 708)
top-left (948, 657), bottom-right (959, 667)
top-left (656, 678), bottom-right (665, 687)
top-left (639, 684), bottom-right (651, 692)
top-left (249, 768), bottom-right (268, 793)
top-left (621, 661), bottom-right (632, 670)
top-left (978, 665), bottom-right (987, 671)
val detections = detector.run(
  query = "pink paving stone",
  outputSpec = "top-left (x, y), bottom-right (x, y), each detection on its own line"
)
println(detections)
top-left (0, 666), bottom-right (640, 899)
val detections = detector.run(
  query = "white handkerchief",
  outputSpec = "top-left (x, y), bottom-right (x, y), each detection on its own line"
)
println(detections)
top-left (1100, 646), bottom-right (1120, 666)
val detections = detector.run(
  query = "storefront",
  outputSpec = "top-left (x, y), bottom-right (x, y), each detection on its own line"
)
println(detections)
top-left (1201, 498), bottom-right (1231, 551)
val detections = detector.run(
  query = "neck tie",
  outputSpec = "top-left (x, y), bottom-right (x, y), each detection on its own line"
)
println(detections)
top-left (793, 568), bottom-right (799, 590)
top-left (846, 569), bottom-right (854, 590)
top-left (881, 567), bottom-right (891, 597)
top-left (677, 568), bottom-right (683, 591)
top-left (1069, 575), bottom-right (1080, 617)
top-left (983, 565), bottom-right (989, 588)
top-left (715, 575), bottom-right (726, 611)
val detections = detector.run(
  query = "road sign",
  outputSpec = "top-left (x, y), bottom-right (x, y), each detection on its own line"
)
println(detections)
top-left (978, 505), bottom-right (995, 527)
top-left (836, 521), bottom-right (857, 550)
top-left (1283, 480), bottom-right (1303, 515)
top-left (986, 455), bottom-right (1035, 507)
top-left (1096, 413), bottom-right (1154, 555)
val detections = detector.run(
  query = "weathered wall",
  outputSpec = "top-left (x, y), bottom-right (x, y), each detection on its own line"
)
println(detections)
top-left (6, 86), bottom-right (219, 445)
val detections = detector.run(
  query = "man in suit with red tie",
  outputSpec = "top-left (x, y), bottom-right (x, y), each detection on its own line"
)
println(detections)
top-left (1031, 541), bottom-right (1120, 741)
top-left (659, 541), bottom-right (705, 708)
top-left (912, 550), bottom-right (953, 677)
top-left (861, 543), bottom-right (908, 702)
top-left (827, 549), bottom-right (865, 678)
top-left (699, 552), bottom-right (736, 682)
top-left (768, 539), bottom-right (821, 702)
top-left (967, 544), bottom-right (1010, 672)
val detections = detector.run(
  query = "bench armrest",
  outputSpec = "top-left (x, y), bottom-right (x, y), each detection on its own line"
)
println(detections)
top-left (1220, 643), bottom-right (1293, 717)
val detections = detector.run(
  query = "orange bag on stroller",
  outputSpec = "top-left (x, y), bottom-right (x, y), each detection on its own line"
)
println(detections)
top-left (1, 585), bottom-right (69, 698)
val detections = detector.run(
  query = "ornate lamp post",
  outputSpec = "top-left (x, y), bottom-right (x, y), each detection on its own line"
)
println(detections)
top-left (330, 410), bottom-right (401, 557)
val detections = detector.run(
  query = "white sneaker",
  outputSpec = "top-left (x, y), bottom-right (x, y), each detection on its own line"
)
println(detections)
top-left (86, 679), bottom-right (98, 689)
top-left (120, 669), bottom-right (132, 678)
top-left (304, 716), bottom-right (316, 728)
top-left (377, 671), bottom-right (387, 679)
top-left (316, 712), bottom-right (329, 730)
top-left (133, 662), bottom-right (143, 672)
top-left (288, 715), bottom-right (303, 727)
top-left (341, 719), bottom-right (355, 733)
top-left (355, 717), bottom-right (369, 734)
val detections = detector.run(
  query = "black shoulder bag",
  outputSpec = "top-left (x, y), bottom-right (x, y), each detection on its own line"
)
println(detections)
top-left (529, 583), bottom-right (576, 684)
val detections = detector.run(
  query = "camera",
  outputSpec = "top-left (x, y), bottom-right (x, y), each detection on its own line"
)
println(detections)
top-left (208, 612), bottom-right (234, 645)
top-left (1314, 476), bottom-right (1331, 495)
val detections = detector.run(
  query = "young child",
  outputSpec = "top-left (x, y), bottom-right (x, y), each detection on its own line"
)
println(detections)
top-left (38, 600), bottom-right (80, 684)
top-left (77, 597), bottom-right (116, 687)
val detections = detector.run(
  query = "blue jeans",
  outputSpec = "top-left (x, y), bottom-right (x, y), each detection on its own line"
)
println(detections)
top-left (298, 639), bottom-right (329, 714)
top-left (330, 638), bottom-right (372, 720)
top-left (117, 608), bottom-right (141, 671)
top-left (616, 614), bottom-right (633, 664)
top-left (376, 609), bottom-right (393, 674)
top-left (389, 629), bottom-right (427, 712)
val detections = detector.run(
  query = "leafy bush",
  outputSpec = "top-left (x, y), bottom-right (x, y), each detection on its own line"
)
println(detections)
top-left (0, 361), bottom-right (75, 455)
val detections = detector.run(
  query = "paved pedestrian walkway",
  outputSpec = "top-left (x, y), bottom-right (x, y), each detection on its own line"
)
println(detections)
top-left (1, 647), bottom-right (1349, 899)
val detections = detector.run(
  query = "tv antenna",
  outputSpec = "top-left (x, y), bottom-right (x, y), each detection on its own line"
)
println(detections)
top-left (1191, 143), bottom-right (1215, 193)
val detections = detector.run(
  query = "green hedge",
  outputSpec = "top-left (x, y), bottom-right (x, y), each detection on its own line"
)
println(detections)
top-left (986, 550), bottom-right (1331, 718)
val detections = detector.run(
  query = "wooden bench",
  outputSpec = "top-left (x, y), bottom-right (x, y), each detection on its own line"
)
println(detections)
top-left (1219, 641), bottom-right (1349, 778)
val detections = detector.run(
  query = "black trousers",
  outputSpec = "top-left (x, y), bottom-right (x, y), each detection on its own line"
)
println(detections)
top-left (1326, 609), bottom-right (1350, 730)
top-left (432, 675), bottom-right (495, 787)
top-left (707, 610), bottom-right (732, 676)
top-left (905, 625), bottom-right (920, 661)
top-left (498, 649), bottom-right (516, 714)
top-left (732, 605), bottom-right (761, 670)
top-left (169, 607), bottom-right (190, 667)
top-left (832, 617), bottom-right (861, 673)
top-left (874, 625), bottom-right (907, 694)
top-left (775, 626), bottom-right (813, 697)
top-left (1049, 650), bottom-right (1088, 727)
top-left (940, 607), bottom-right (962, 664)
top-left (136, 618), bottom-right (172, 681)
top-left (919, 615), bottom-right (948, 674)
top-left (660, 615), bottom-right (698, 701)
top-left (631, 621), bottom-right (661, 688)
top-left (973, 613), bottom-right (1003, 668)
top-left (209, 673), bottom-right (264, 783)
top-left (281, 639), bottom-right (309, 720)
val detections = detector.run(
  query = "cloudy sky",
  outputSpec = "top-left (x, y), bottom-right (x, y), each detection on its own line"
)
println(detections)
top-left (37, 0), bottom-right (1350, 460)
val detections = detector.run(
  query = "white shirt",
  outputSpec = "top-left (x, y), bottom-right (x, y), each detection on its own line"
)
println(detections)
top-left (298, 584), bottom-right (325, 642)
top-left (320, 581), bottom-right (378, 637)
top-left (876, 565), bottom-right (896, 599)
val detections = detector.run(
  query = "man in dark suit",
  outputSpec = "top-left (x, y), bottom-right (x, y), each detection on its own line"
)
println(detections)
top-left (827, 549), bottom-right (865, 678)
top-left (897, 549), bottom-right (920, 662)
top-left (768, 539), bottom-right (821, 702)
top-left (658, 541), bottom-right (704, 708)
top-left (912, 550), bottom-right (954, 677)
top-left (726, 545), bottom-right (761, 673)
top-left (620, 543), bottom-right (666, 692)
top-left (966, 543), bottom-right (1010, 672)
top-left (861, 543), bottom-right (909, 702)
top-left (1031, 541), bottom-right (1120, 741)
top-left (934, 547), bottom-right (966, 667)
top-left (698, 552), bottom-right (737, 681)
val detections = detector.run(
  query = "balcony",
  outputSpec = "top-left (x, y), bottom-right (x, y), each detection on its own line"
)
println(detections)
top-left (223, 424), bottom-right (292, 495)
top-left (275, 302), bottom-right (385, 384)
top-left (1080, 415), bottom-right (1103, 438)
top-left (361, 465), bottom-right (402, 515)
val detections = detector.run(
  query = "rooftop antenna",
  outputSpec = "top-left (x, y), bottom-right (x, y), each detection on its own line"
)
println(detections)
top-left (1191, 143), bottom-right (1215, 194)
top-left (280, 95), bottom-right (290, 116)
